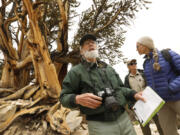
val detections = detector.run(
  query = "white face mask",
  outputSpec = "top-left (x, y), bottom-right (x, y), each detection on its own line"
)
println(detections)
top-left (83, 49), bottom-right (99, 59)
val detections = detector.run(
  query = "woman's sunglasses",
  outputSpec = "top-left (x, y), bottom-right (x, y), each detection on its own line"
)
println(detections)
top-left (128, 62), bottom-right (137, 66)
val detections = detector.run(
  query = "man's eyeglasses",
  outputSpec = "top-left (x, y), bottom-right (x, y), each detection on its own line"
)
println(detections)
top-left (128, 62), bottom-right (137, 66)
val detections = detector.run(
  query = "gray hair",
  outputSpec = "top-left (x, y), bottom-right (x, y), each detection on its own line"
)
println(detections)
top-left (137, 36), bottom-right (161, 71)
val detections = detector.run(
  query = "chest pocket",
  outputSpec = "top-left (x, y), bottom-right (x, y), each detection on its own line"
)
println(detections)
top-left (105, 68), bottom-right (120, 89)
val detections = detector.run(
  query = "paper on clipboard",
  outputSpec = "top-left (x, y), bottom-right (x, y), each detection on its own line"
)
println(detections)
top-left (133, 86), bottom-right (165, 127)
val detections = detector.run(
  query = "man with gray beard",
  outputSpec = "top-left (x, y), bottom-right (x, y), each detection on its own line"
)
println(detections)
top-left (60, 34), bottom-right (145, 135)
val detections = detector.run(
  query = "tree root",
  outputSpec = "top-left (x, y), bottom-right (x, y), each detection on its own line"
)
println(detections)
top-left (0, 88), bottom-right (15, 94)
top-left (23, 85), bottom-right (40, 99)
top-left (0, 85), bottom-right (33, 101)
top-left (0, 105), bottom-right (50, 133)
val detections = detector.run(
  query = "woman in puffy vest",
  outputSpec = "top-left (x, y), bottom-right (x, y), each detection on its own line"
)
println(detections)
top-left (136, 36), bottom-right (180, 135)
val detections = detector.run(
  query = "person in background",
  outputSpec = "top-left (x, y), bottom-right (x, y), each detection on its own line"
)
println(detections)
top-left (124, 59), bottom-right (164, 135)
top-left (136, 36), bottom-right (180, 135)
top-left (60, 33), bottom-right (145, 135)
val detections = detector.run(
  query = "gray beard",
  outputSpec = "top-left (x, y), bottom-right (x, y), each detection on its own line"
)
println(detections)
top-left (83, 50), bottom-right (99, 59)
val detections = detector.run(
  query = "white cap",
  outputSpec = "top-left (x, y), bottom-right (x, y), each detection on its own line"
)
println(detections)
top-left (137, 36), bottom-right (155, 49)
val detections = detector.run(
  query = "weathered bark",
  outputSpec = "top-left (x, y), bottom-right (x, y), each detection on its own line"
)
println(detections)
top-left (0, 11), bottom-right (31, 89)
top-left (0, 58), bottom-right (15, 88)
top-left (0, 18), bottom-right (19, 60)
top-left (55, 0), bottom-right (70, 85)
top-left (23, 0), bottom-right (61, 99)
top-left (0, 1), bottom-right (84, 134)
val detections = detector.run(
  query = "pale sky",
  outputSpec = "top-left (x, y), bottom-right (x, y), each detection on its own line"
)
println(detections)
top-left (114, 0), bottom-right (180, 80)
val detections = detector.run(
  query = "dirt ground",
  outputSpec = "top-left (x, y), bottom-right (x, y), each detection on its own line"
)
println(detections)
top-left (134, 124), bottom-right (180, 135)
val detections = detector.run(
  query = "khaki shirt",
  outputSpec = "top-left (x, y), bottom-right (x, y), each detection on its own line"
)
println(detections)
top-left (128, 71), bottom-right (145, 92)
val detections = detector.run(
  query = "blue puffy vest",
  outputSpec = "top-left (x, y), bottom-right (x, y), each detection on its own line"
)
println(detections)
top-left (143, 50), bottom-right (180, 101)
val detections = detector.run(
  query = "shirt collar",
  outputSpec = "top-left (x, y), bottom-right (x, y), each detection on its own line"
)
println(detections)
top-left (81, 57), bottom-right (107, 70)
top-left (129, 70), bottom-right (140, 77)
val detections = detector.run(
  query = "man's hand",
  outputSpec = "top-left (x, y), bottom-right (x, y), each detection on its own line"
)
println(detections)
top-left (134, 91), bottom-right (146, 102)
top-left (76, 93), bottom-right (102, 109)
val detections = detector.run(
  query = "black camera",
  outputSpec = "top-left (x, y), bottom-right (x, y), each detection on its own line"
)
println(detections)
top-left (97, 88), bottom-right (120, 112)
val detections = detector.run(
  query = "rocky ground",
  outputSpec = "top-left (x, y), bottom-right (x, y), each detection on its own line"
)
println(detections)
top-left (73, 123), bottom-right (180, 135)
top-left (134, 124), bottom-right (180, 135)
top-left (1, 108), bottom-right (180, 135)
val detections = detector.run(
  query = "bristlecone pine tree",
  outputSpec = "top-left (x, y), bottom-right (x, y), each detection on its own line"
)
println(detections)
top-left (0, 0), bottom-right (150, 134)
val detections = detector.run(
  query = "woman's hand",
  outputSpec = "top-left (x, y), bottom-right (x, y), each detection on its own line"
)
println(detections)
top-left (134, 91), bottom-right (146, 102)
